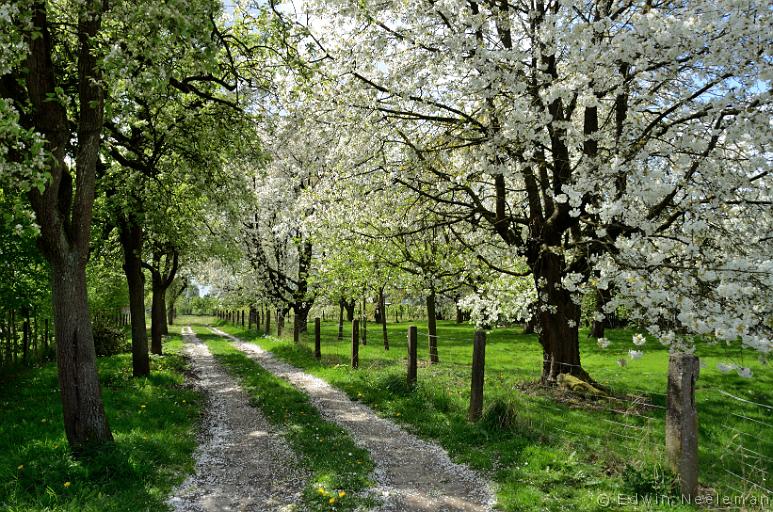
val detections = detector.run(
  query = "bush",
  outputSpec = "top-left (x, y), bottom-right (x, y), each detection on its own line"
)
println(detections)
top-left (92, 318), bottom-right (128, 356)
top-left (481, 397), bottom-right (519, 431)
top-left (622, 463), bottom-right (678, 498)
top-left (377, 372), bottom-right (414, 396)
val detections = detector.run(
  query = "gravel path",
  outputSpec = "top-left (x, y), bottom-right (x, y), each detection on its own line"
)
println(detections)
top-left (167, 327), bottom-right (308, 512)
top-left (210, 327), bottom-right (495, 512)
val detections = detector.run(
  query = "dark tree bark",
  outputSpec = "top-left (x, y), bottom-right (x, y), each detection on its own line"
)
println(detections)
top-left (294, 241), bottom-right (313, 333)
top-left (249, 306), bottom-right (257, 330)
top-left (361, 296), bottom-right (367, 345)
top-left (167, 279), bottom-right (187, 327)
top-left (293, 302), bottom-right (311, 342)
top-left (9, 0), bottom-right (114, 448)
top-left (455, 299), bottom-right (469, 324)
top-left (4, 311), bottom-right (11, 364)
top-left (532, 251), bottom-right (588, 383)
top-left (276, 307), bottom-right (285, 337)
top-left (22, 312), bottom-right (30, 365)
top-left (117, 213), bottom-right (150, 377)
top-left (373, 296), bottom-right (382, 323)
top-left (343, 299), bottom-right (356, 322)
top-left (337, 299), bottom-right (345, 339)
top-left (426, 289), bottom-right (439, 363)
top-left (591, 287), bottom-right (612, 338)
top-left (144, 249), bottom-right (179, 356)
top-left (379, 287), bottom-right (389, 350)
top-left (522, 315), bottom-right (537, 335)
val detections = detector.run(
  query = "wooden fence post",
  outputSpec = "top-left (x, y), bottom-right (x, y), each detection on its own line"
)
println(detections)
top-left (468, 330), bottom-right (486, 421)
top-left (314, 318), bottom-right (321, 360)
top-left (351, 319), bottom-right (359, 369)
top-left (666, 353), bottom-right (700, 500)
top-left (407, 325), bottom-right (417, 388)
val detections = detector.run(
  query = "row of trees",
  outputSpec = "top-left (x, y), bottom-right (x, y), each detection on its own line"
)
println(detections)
top-left (2, 0), bottom-right (769, 452)
top-left (1, 0), bottom-right (267, 449)
top-left (205, 0), bottom-right (770, 385)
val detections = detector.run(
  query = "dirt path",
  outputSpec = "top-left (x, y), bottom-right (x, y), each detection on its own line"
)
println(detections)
top-left (210, 327), bottom-right (495, 512)
top-left (167, 327), bottom-right (308, 512)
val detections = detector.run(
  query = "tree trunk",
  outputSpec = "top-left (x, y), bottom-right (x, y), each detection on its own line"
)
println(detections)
top-left (160, 293), bottom-right (169, 335)
top-left (277, 308), bottom-right (285, 337)
top-left (265, 307), bottom-right (271, 334)
top-left (361, 296), bottom-right (367, 345)
top-left (22, 313), bottom-right (30, 365)
top-left (523, 311), bottom-right (538, 335)
top-left (150, 279), bottom-right (166, 355)
top-left (4, 311), bottom-right (11, 364)
top-left (427, 289), bottom-right (439, 363)
top-left (344, 299), bottom-right (356, 322)
top-left (19, 0), bottom-right (113, 449)
top-left (534, 252), bottom-right (588, 383)
top-left (293, 302), bottom-right (311, 342)
top-left (380, 287), bottom-right (389, 350)
top-left (118, 216), bottom-right (150, 377)
top-left (374, 296), bottom-right (382, 323)
top-left (51, 256), bottom-right (113, 447)
top-left (146, 250), bottom-right (179, 355)
top-left (523, 314), bottom-right (537, 334)
top-left (249, 306), bottom-right (256, 330)
top-left (338, 300), bottom-right (344, 339)
top-left (11, 310), bottom-right (16, 363)
top-left (591, 287), bottom-right (611, 338)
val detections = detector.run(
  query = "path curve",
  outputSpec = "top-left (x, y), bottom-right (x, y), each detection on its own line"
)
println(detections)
top-left (168, 327), bottom-right (308, 512)
top-left (210, 327), bottom-right (495, 512)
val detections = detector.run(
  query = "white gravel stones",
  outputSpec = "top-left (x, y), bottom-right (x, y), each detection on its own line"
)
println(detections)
top-left (167, 327), bottom-right (308, 512)
top-left (210, 327), bottom-right (495, 512)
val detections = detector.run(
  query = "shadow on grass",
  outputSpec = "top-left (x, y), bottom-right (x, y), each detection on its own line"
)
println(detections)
top-left (0, 342), bottom-right (202, 512)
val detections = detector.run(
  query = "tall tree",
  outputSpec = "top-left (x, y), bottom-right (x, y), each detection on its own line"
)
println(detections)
top-left (284, 0), bottom-right (772, 382)
top-left (2, 0), bottom-right (113, 447)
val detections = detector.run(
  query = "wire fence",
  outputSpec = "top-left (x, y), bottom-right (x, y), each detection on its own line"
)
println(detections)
top-left (214, 313), bottom-right (772, 508)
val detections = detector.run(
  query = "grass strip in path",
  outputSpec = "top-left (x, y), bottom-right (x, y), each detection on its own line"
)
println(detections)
top-left (208, 326), bottom-right (494, 512)
top-left (169, 328), bottom-right (309, 511)
top-left (196, 331), bottom-right (375, 512)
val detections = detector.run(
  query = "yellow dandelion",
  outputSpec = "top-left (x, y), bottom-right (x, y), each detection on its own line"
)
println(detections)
top-left (317, 487), bottom-right (326, 495)
top-left (395, 412), bottom-right (401, 416)
top-left (328, 497), bottom-right (336, 505)
top-left (338, 490), bottom-right (346, 497)
top-left (63, 482), bottom-right (71, 488)
top-left (17, 464), bottom-right (23, 470)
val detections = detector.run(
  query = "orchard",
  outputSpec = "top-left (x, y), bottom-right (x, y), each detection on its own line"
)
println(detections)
top-left (1, 0), bottom-right (770, 510)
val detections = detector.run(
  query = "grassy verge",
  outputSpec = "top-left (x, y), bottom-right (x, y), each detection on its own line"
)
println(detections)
top-left (191, 328), bottom-right (375, 512)
top-left (0, 334), bottom-right (202, 512)
top-left (200, 314), bottom-right (771, 512)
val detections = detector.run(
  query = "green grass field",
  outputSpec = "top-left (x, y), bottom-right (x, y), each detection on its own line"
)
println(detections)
top-left (203, 314), bottom-right (771, 511)
top-left (1, 316), bottom-right (768, 511)
top-left (0, 331), bottom-right (202, 512)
